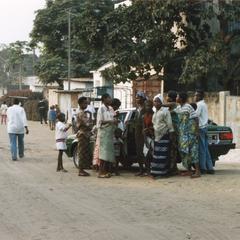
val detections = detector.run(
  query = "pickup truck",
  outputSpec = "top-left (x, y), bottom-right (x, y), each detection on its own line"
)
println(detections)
top-left (66, 108), bottom-right (235, 168)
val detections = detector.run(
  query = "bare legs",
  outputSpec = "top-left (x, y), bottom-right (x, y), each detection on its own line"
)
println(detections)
top-left (57, 150), bottom-right (67, 172)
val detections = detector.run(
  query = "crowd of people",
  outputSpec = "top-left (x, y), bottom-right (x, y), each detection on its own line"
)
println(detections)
top-left (54, 89), bottom-right (214, 179)
top-left (134, 90), bottom-right (214, 179)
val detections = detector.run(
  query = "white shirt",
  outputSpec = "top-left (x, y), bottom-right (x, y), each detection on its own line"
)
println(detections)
top-left (55, 122), bottom-right (67, 140)
top-left (152, 107), bottom-right (174, 142)
top-left (196, 100), bottom-right (208, 128)
top-left (0, 104), bottom-right (8, 115)
top-left (96, 104), bottom-right (114, 128)
top-left (7, 105), bottom-right (28, 134)
top-left (85, 104), bottom-right (96, 120)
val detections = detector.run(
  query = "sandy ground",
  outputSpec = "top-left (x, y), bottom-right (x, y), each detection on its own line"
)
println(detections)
top-left (0, 121), bottom-right (240, 240)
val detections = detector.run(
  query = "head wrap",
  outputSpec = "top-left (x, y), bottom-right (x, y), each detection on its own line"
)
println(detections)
top-left (154, 94), bottom-right (164, 104)
top-left (136, 91), bottom-right (147, 100)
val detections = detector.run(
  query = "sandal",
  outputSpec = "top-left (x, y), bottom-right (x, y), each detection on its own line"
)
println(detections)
top-left (191, 173), bottom-right (201, 178)
top-left (98, 173), bottom-right (111, 178)
top-left (135, 171), bottom-right (144, 176)
top-left (78, 171), bottom-right (90, 177)
top-left (179, 171), bottom-right (192, 176)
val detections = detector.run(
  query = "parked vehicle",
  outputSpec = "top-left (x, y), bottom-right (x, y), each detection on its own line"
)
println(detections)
top-left (66, 108), bottom-right (235, 168)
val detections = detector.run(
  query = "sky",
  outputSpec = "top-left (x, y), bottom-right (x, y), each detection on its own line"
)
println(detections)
top-left (0, 0), bottom-right (46, 45)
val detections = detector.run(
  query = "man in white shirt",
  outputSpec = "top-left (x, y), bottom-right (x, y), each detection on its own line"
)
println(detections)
top-left (7, 98), bottom-right (29, 161)
top-left (195, 90), bottom-right (214, 174)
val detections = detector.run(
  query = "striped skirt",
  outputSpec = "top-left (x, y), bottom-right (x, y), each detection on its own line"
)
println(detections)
top-left (151, 134), bottom-right (170, 176)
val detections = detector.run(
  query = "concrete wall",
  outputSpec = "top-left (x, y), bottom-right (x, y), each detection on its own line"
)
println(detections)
top-left (48, 89), bottom-right (59, 108)
top-left (199, 91), bottom-right (240, 147)
top-left (114, 82), bottom-right (133, 109)
top-left (225, 94), bottom-right (240, 147)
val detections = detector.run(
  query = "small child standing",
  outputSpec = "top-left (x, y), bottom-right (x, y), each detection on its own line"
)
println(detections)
top-left (55, 113), bottom-right (72, 172)
top-left (48, 105), bottom-right (57, 130)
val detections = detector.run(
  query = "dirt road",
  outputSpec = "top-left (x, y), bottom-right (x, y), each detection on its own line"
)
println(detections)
top-left (0, 121), bottom-right (240, 240)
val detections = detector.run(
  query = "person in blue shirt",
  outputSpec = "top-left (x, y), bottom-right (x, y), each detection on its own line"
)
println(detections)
top-left (48, 105), bottom-right (57, 130)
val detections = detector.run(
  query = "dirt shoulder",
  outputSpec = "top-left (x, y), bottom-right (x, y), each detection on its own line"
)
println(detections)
top-left (0, 121), bottom-right (240, 240)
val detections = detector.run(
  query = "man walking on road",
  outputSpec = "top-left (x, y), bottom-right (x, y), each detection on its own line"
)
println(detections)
top-left (7, 98), bottom-right (29, 161)
top-left (37, 98), bottom-right (48, 124)
top-left (195, 90), bottom-right (214, 174)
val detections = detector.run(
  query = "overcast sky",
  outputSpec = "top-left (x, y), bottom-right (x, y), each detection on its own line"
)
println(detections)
top-left (0, 0), bottom-right (46, 45)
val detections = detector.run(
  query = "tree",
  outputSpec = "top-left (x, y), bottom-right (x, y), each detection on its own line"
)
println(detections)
top-left (85, 0), bottom-right (215, 86)
top-left (0, 42), bottom-right (38, 91)
top-left (99, 0), bottom-right (189, 83)
top-left (179, 1), bottom-right (240, 92)
top-left (0, 45), bottom-right (9, 91)
top-left (31, 0), bottom-right (114, 86)
top-left (31, 0), bottom-right (240, 92)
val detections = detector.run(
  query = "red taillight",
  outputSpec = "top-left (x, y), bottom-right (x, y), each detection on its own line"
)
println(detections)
top-left (219, 132), bottom-right (233, 140)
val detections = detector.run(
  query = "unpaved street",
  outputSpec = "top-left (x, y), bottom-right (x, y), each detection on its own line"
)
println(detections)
top-left (0, 121), bottom-right (240, 240)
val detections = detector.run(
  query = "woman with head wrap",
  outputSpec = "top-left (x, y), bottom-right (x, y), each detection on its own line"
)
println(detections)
top-left (151, 94), bottom-right (174, 178)
top-left (134, 91), bottom-right (147, 176)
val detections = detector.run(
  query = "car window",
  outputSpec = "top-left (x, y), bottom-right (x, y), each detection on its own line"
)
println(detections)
top-left (130, 111), bottom-right (136, 120)
top-left (118, 112), bottom-right (127, 123)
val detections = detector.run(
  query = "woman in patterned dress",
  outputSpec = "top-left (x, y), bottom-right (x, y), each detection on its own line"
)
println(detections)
top-left (176, 92), bottom-right (201, 178)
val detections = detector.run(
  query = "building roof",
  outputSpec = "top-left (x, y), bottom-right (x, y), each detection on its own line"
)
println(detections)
top-left (55, 89), bottom-right (93, 94)
top-left (90, 62), bottom-right (115, 73)
top-left (63, 78), bottom-right (93, 83)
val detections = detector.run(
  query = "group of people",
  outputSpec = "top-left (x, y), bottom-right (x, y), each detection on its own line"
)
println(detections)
top-left (2, 90), bottom-right (213, 180)
top-left (55, 89), bottom-right (214, 179)
top-left (54, 95), bottom-right (122, 177)
top-left (133, 90), bottom-right (214, 179)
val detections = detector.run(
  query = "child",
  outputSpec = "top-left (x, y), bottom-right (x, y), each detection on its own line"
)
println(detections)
top-left (55, 113), bottom-right (72, 172)
top-left (48, 105), bottom-right (57, 130)
top-left (113, 128), bottom-right (124, 175)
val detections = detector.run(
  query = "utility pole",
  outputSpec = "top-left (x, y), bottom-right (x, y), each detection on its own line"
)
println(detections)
top-left (19, 63), bottom-right (22, 90)
top-left (68, 10), bottom-right (71, 91)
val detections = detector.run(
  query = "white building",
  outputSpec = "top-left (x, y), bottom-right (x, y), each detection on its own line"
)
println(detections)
top-left (91, 62), bottom-right (133, 109)
top-left (23, 76), bottom-right (58, 92)
top-left (63, 77), bottom-right (93, 91)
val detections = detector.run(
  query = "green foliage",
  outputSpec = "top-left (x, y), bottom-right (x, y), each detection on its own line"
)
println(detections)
top-left (30, 0), bottom-right (240, 92)
top-left (35, 54), bottom-right (67, 87)
top-left (180, 35), bottom-right (228, 90)
top-left (98, 0), bottom-right (189, 83)
top-left (180, 1), bottom-right (240, 92)
top-left (31, 0), bottom-right (114, 85)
